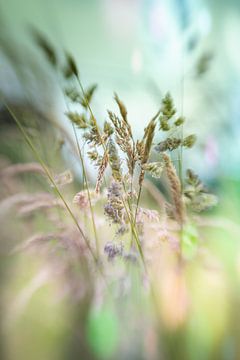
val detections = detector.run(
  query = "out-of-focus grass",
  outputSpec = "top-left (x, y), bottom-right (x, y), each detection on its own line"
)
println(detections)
top-left (3, 257), bottom-right (68, 360)
top-left (2, 179), bottom-right (239, 360)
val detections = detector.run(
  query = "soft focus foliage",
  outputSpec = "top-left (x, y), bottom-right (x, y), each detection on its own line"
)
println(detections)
top-left (1, 1), bottom-right (240, 360)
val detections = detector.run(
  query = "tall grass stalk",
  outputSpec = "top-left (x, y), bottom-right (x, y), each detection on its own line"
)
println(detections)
top-left (71, 122), bottom-right (100, 255)
top-left (74, 75), bottom-right (145, 258)
top-left (2, 99), bottom-right (98, 263)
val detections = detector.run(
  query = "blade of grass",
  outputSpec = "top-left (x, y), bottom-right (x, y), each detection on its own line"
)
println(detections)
top-left (71, 122), bottom-right (100, 255)
top-left (2, 99), bottom-right (98, 263)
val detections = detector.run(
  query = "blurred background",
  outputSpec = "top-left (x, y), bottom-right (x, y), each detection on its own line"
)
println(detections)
top-left (1, 0), bottom-right (240, 178)
top-left (1, 0), bottom-right (240, 359)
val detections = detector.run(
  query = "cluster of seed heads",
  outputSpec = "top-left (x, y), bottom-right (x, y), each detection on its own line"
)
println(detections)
top-left (31, 32), bottom-right (217, 262)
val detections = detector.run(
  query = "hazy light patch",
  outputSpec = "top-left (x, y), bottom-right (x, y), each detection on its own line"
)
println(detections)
top-left (131, 48), bottom-right (143, 74)
top-left (224, 13), bottom-right (240, 73)
top-left (102, 0), bottom-right (139, 40)
top-left (197, 8), bottom-right (212, 36)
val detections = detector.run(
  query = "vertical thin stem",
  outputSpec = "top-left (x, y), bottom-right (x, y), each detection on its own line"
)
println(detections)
top-left (75, 76), bottom-right (141, 240)
top-left (3, 100), bottom-right (98, 263)
top-left (178, 39), bottom-right (186, 253)
top-left (61, 75), bottom-right (100, 255)
top-left (71, 121), bottom-right (100, 255)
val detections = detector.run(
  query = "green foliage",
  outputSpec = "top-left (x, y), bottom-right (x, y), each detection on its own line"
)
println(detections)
top-left (156, 137), bottom-right (182, 152)
top-left (181, 224), bottom-right (199, 259)
top-left (183, 135), bottom-right (197, 148)
top-left (184, 169), bottom-right (218, 212)
top-left (142, 161), bottom-right (164, 179)
top-left (80, 84), bottom-right (97, 108)
top-left (64, 53), bottom-right (79, 78)
top-left (65, 112), bottom-right (88, 129)
top-left (31, 28), bottom-right (57, 67)
top-left (159, 92), bottom-right (176, 131)
top-left (86, 308), bottom-right (119, 358)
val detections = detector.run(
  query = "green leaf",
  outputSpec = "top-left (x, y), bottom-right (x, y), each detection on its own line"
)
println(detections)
top-left (181, 224), bottom-right (199, 260)
top-left (63, 53), bottom-right (79, 78)
top-left (87, 307), bottom-right (119, 358)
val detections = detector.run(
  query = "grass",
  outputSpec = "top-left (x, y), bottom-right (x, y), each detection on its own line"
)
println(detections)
top-left (0, 33), bottom-right (237, 360)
